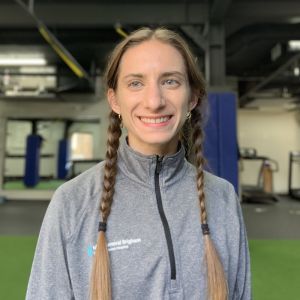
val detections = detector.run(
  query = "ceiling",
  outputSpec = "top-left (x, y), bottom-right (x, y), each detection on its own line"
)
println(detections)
top-left (0, 0), bottom-right (300, 108)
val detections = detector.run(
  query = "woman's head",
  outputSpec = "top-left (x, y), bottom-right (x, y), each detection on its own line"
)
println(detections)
top-left (105, 27), bottom-right (206, 155)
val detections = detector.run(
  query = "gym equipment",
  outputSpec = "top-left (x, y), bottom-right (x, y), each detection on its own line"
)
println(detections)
top-left (288, 151), bottom-right (300, 200)
top-left (23, 134), bottom-right (43, 187)
top-left (57, 120), bottom-right (73, 179)
top-left (57, 139), bottom-right (70, 179)
top-left (240, 148), bottom-right (280, 203)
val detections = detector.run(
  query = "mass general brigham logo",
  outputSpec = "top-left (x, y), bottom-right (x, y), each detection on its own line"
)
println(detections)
top-left (87, 238), bottom-right (142, 257)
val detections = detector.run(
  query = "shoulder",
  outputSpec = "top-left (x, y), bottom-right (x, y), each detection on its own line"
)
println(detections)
top-left (45, 161), bottom-right (105, 239)
top-left (185, 161), bottom-right (235, 196)
top-left (57, 161), bottom-right (105, 200)
top-left (202, 171), bottom-right (241, 223)
top-left (204, 171), bottom-right (236, 199)
top-left (185, 161), bottom-right (237, 206)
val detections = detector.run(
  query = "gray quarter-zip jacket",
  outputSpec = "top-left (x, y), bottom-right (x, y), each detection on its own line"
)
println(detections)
top-left (26, 140), bottom-right (251, 300)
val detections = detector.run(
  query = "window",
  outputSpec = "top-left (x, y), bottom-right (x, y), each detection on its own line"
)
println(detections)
top-left (70, 132), bottom-right (93, 160)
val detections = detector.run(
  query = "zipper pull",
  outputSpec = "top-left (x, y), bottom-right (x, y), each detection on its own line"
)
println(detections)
top-left (155, 156), bottom-right (163, 174)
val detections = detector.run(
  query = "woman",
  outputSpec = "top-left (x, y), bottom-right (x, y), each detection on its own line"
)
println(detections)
top-left (26, 27), bottom-right (251, 300)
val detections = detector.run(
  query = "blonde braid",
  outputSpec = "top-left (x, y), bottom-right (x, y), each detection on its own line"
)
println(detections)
top-left (90, 111), bottom-right (122, 300)
top-left (191, 104), bottom-right (228, 300)
top-left (101, 112), bottom-right (122, 222)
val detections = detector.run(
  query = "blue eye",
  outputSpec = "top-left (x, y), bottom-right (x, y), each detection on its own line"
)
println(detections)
top-left (128, 81), bottom-right (143, 88)
top-left (162, 79), bottom-right (180, 87)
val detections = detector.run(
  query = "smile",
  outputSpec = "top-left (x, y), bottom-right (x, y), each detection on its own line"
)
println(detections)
top-left (139, 116), bottom-right (172, 124)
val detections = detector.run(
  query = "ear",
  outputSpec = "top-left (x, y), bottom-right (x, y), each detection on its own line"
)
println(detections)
top-left (189, 93), bottom-right (199, 111)
top-left (107, 88), bottom-right (121, 114)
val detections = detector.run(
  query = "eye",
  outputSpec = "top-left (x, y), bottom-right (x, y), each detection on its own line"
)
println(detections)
top-left (162, 78), bottom-right (180, 87)
top-left (128, 80), bottom-right (143, 89)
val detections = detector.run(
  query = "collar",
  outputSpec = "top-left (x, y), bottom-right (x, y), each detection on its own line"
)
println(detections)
top-left (117, 138), bottom-right (187, 187)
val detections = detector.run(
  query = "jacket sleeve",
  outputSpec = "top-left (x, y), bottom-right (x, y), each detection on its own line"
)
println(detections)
top-left (26, 187), bottom-right (74, 300)
top-left (233, 194), bottom-right (252, 300)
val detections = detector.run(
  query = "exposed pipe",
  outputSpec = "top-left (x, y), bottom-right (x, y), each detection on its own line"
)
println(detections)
top-left (239, 52), bottom-right (300, 107)
top-left (227, 23), bottom-right (300, 58)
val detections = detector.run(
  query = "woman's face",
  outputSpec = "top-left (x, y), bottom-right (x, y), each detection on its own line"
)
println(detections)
top-left (108, 39), bottom-right (198, 156)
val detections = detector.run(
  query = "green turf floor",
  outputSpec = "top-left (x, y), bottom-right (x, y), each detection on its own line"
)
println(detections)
top-left (3, 180), bottom-right (66, 190)
top-left (0, 238), bottom-right (299, 299)
top-left (0, 236), bottom-right (37, 300)
top-left (249, 240), bottom-right (300, 300)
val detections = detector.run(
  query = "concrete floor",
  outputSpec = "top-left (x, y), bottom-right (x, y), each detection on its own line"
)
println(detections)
top-left (0, 196), bottom-right (300, 238)
top-left (243, 195), bottom-right (300, 239)
top-left (0, 200), bottom-right (47, 235)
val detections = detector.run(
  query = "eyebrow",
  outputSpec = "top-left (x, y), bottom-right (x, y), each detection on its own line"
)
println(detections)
top-left (123, 71), bottom-right (186, 80)
top-left (161, 71), bottom-right (186, 79)
top-left (123, 73), bottom-right (144, 80)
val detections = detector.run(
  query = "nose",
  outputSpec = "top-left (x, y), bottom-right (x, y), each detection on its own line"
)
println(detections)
top-left (143, 82), bottom-right (165, 111)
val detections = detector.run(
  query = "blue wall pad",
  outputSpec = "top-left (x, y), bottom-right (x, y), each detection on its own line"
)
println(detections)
top-left (204, 92), bottom-right (239, 193)
top-left (57, 139), bottom-right (69, 179)
top-left (24, 135), bottom-right (43, 187)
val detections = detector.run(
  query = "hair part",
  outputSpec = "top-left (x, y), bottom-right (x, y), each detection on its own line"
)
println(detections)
top-left (90, 27), bottom-right (228, 300)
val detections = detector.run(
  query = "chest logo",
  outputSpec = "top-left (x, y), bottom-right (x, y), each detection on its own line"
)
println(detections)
top-left (87, 238), bottom-right (142, 257)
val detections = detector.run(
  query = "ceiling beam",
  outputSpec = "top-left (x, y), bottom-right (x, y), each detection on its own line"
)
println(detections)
top-left (210, 0), bottom-right (232, 22)
top-left (227, 23), bottom-right (300, 58)
top-left (0, 3), bottom-right (208, 27)
top-left (180, 25), bottom-right (208, 52)
top-left (227, 1), bottom-right (300, 21)
top-left (239, 52), bottom-right (300, 107)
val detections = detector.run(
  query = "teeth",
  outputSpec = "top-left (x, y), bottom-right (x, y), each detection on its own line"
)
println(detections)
top-left (140, 116), bottom-right (170, 124)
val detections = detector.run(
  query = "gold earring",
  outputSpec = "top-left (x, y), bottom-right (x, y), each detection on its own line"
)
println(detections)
top-left (118, 114), bottom-right (123, 128)
top-left (186, 111), bottom-right (191, 120)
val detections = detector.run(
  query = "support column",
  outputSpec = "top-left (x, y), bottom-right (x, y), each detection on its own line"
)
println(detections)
top-left (204, 21), bottom-right (239, 193)
top-left (205, 23), bottom-right (226, 87)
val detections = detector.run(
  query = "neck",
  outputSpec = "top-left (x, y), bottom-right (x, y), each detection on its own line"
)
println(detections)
top-left (126, 137), bottom-right (179, 156)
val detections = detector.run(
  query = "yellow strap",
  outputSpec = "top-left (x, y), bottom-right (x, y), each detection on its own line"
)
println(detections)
top-left (39, 26), bottom-right (85, 78)
top-left (115, 27), bottom-right (128, 38)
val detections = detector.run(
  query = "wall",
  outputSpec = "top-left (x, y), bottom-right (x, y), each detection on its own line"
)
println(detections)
top-left (0, 98), bottom-right (111, 181)
top-left (0, 98), bottom-right (116, 199)
top-left (238, 109), bottom-right (300, 194)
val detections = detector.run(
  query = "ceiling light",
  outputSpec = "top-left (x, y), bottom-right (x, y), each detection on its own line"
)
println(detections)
top-left (0, 57), bottom-right (47, 66)
top-left (294, 66), bottom-right (300, 76)
top-left (288, 40), bottom-right (300, 51)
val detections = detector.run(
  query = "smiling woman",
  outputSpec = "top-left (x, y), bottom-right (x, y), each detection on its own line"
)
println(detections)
top-left (26, 27), bottom-right (251, 300)
top-left (107, 39), bottom-right (197, 156)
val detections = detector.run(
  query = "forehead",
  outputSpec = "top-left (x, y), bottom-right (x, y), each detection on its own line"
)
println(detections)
top-left (118, 40), bottom-right (186, 76)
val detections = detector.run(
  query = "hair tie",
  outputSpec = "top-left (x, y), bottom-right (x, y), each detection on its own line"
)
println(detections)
top-left (98, 222), bottom-right (107, 232)
top-left (201, 223), bottom-right (210, 235)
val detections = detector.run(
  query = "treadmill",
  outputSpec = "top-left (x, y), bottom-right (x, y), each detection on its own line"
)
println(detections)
top-left (240, 148), bottom-right (280, 203)
top-left (288, 151), bottom-right (300, 200)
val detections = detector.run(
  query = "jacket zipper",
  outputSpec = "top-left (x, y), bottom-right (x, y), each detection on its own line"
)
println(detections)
top-left (155, 156), bottom-right (176, 280)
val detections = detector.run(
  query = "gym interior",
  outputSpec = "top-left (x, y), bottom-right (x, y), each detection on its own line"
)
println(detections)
top-left (0, 1), bottom-right (300, 299)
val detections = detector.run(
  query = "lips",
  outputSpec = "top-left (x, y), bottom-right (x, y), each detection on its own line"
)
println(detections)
top-left (139, 116), bottom-right (172, 124)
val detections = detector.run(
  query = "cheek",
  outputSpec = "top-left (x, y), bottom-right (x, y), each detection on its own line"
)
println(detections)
top-left (117, 96), bottom-right (139, 122)
top-left (178, 93), bottom-right (191, 114)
